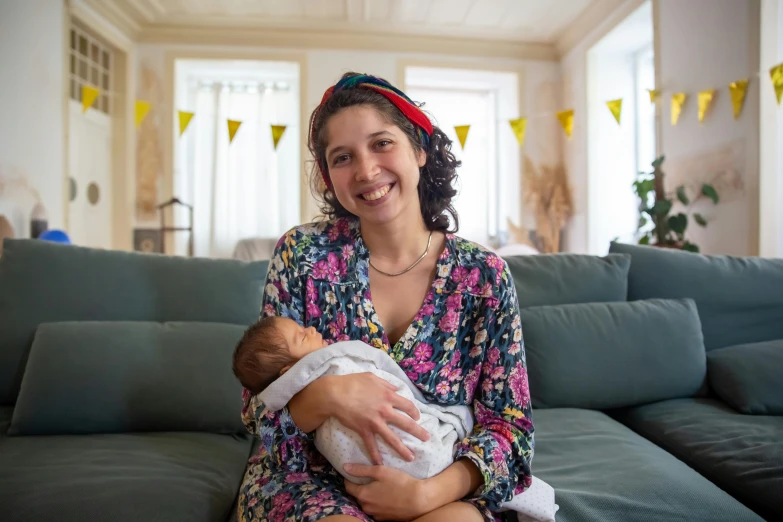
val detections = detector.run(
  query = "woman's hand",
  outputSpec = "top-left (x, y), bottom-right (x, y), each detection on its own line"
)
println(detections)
top-left (331, 373), bottom-right (430, 465)
top-left (344, 464), bottom-right (431, 521)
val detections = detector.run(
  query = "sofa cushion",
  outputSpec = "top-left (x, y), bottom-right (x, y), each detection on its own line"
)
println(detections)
top-left (0, 431), bottom-right (253, 522)
top-left (609, 242), bottom-right (783, 350)
top-left (0, 239), bottom-right (268, 405)
top-left (504, 253), bottom-right (630, 308)
top-left (531, 407), bottom-right (762, 522)
top-left (522, 299), bottom-right (706, 409)
top-left (0, 406), bottom-right (11, 438)
top-left (612, 398), bottom-right (783, 521)
top-left (708, 339), bottom-right (783, 415)
top-left (9, 321), bottom-right (247, 436)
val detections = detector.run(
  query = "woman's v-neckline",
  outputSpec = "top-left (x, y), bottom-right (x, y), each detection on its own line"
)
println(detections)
top-left (357, 231), bottom-right (454, 353)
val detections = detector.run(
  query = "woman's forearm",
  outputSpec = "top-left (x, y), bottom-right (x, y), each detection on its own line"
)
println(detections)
top-left (288, 376), bottom-right (336, 432)
top-left (422, 458), bottom-right (484, 508)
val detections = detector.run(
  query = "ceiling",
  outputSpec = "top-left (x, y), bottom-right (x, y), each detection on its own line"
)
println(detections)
top-left (87, 0), bottom-right (597, 45)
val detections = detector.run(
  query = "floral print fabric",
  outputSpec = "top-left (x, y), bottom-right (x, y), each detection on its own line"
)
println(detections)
top-left (238, 217), bottom-right (534, 522)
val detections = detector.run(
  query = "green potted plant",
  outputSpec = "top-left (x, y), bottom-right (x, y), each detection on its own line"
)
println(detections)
top-left (633, 155), bottom-right (719, 253)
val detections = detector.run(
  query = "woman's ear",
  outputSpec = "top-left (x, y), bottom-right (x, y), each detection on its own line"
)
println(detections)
top-left (279, 364), bottom-right (292, 376)
top-left (417, 148), bottom-right (426, 168)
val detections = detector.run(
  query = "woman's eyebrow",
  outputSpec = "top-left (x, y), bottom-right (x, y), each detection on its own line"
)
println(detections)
top-left (326, 130), bottom-right (394, 160)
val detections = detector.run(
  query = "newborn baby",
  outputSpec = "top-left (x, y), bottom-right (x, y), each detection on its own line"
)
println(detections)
top-left (233, 317), bottom-right (557, 522)
top-left (232, 316), bottom-right (328, 395)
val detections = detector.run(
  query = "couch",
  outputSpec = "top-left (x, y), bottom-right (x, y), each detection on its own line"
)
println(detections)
top-left (0, 238), bottom-right (780, 521)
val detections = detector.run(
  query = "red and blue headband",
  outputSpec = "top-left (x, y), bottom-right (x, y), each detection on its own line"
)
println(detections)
top-left (311, 74), bottom-right (433, 189)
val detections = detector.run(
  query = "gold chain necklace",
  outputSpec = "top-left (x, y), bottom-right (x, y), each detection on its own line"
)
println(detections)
top-left (369, 230), bottom-right (433, 277)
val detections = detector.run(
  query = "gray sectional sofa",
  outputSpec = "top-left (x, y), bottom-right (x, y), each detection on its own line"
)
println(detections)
top-left (0, 238), bottom-right (780, 521)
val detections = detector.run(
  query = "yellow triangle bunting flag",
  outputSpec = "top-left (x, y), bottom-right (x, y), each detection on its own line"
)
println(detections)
top-left (271, 125), bottom-right (287, 149)
top-left (556, 109), bottom-right (574, 138)
top-left (771, 62), bottom-right (783, 106)
top-left (728, 79), bottom-right (749, 120)
top-left (508, 118), bottom-right (527, 147)
top-left (135, 101), bottom-right (151, 128)
top-left (227, 119), bottom-right (242, 144)
top-left (454, 125), bottom-right (470, 149)
top-left (178, 111), bottom-right (194, 136)
top-left (648, 89), bottom-right (660, 103)
top-left (606, 99), bottom-right (623, 125)
top-left (82, 86), bottom-right (100, 113)
top-left (671, 93), bottom-right (687, 126)
top-left (698, 89), bottom-right (716, 124)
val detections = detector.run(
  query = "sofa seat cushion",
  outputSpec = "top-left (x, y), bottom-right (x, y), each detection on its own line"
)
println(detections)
top-left (611, 398), bottom-right (783, 520)
top-left (532, 408), bottom-right (763, 522)
top-left (0, 432), bottom-right (253, 522)
top-left (0, 406), bottom-right (11, 438)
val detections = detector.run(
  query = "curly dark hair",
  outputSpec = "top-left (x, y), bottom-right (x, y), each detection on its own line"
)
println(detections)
top-left (308, 72), bottom-right (461, 233)
top-left (232, 317), bottom-right (295, 395)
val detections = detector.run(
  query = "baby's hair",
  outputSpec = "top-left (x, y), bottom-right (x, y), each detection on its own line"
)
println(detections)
top-left (232, 316), bottom-right (296, 395)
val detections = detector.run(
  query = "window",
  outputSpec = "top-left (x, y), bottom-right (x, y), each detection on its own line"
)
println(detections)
top-left (173, 59), bottom-right (300, 258)
top-left (69, 21), bottom-right (112, 114)
top-left (633, 45), bottom-right (656, 174)
top-left (405, 67), bottom-right (520, 248)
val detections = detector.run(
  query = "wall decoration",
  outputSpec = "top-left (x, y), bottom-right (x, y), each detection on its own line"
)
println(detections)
top-left (133, 228), bottom-right (162, 253)
top-left (697, 89), bottom-right (716, 124)
top-left (227, 119), bottom-right (242, 144)
top-left (728, 79), bottom-right (749, 119)
top-left (454, 125), bottom-right (470, 149)
top-left (556, 110), bottom-right (574, 138)
top-left (69, 177), bottom-right (77, 202)
top-left (135, 65), bottom-right (164, 221)
top-left (87, 182), bottom-right (100, 205)
top-left (606, 99), bottom-right (623, 125)
top-left (508, 118), bottom-right (527, 147)
top-left (271, 125), bottom-right (287, 149)
top-left (671, 93), bottom-right (687, 125)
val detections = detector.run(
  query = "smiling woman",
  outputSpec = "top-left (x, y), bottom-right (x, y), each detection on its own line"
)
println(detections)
top-left (237, 72), bottom-right (533, 522)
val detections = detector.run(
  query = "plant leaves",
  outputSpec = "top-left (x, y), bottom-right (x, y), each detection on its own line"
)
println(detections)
top-left (652, 199), bottom-right (673, 216)
top-left (694, 213), bottom-right (707, 226)
top-left (676, 186), bottom-right (689, 205)
top-left (701, 184), bottom-right (719, 204)
top-left (639, 235), bottom-right (650, 245)
top-left (668, 213), bottom-right (688, 235)
top-left (652, 155), bottom-right (665, 168)
top-left (638, 216), bottom-right (648, 229)
top-left (682, 241), bottom-right (700, 253)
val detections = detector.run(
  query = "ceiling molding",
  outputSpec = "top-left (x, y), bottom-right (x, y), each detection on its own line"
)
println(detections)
top-left (72, 0), bottom-right (139, 49)
top-left (554, 0), bottom-right (636, 57)
top-left (138, 25), bottom-right (559, 61)
top-left (82, 0), bottom-right (142, 37)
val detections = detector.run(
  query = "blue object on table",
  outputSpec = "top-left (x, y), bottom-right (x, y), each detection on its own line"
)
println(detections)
top-left (38, 229), bottom-right (71, 244)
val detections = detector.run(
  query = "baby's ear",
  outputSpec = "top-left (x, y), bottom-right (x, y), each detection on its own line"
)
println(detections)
top-left (279, 364), bottom-right (292, 376)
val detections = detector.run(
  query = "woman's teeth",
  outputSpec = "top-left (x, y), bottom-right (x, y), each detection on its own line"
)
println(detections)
top-left (362, 184), bottom-right (391, 201)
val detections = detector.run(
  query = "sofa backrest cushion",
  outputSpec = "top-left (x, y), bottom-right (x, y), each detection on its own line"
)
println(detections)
top-left (522, 298), bottom-right (706, 410)
top-left (504, 253), bottom-right (631, 309)
top-left (609, 242), bottom-right (783, 350)
top-left (0, 239), bottom-right (268, 405)
top-left (9, 321), bottom-right (248, 435)
top-left (707, 339), bottom-right (783, 415)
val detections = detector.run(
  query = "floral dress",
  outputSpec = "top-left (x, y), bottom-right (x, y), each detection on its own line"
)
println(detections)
top-left (238, 217), bottom-right (534, 522)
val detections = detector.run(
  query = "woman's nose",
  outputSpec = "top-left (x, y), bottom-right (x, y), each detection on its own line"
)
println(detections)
top-left (354, 153), bottom-right (380, 181)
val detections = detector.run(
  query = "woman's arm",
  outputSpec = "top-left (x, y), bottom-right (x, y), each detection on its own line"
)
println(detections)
top-left (451, 259), bottom-right (534, 510)
top-left (421, 458), bottom-right (484, 507)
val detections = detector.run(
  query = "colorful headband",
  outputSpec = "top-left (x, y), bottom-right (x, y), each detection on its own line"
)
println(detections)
top-left (311, 74), bottom-right (433, 189)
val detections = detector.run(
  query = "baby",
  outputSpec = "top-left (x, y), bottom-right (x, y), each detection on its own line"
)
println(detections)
top-left (232, 316), bottom-right (328, 395)
top-left (232, 316), bottom-right (557, 522)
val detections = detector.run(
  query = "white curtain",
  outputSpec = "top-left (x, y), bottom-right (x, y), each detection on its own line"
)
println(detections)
top-left (175, 81), bottom-right (299, 258)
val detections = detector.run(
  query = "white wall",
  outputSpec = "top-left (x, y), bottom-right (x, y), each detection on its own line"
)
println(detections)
top-left (657, 0), bottom-right (761, 256)
top-left (134, 43), bottom-right (561, 234)
top-left (0, 0), bottom-right (65, 237)
top-left (760, 0), bottom-right (783, 258)
top-left (560, 0), bottom-right (648, 253)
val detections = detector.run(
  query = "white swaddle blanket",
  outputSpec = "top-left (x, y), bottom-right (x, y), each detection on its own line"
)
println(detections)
top-left (257, 341), bottom-right (558, 522)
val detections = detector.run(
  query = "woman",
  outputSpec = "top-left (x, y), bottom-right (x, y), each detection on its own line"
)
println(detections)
top-left (239, 73), bottom-right (533, 522)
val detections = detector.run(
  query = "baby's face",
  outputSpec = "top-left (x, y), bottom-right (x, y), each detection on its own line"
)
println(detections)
top-left (276, 317), bottom-right (328, 360)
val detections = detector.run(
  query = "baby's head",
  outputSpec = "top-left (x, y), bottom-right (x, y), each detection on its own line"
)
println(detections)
top-left (232, 316), bottom-right (327, 395)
